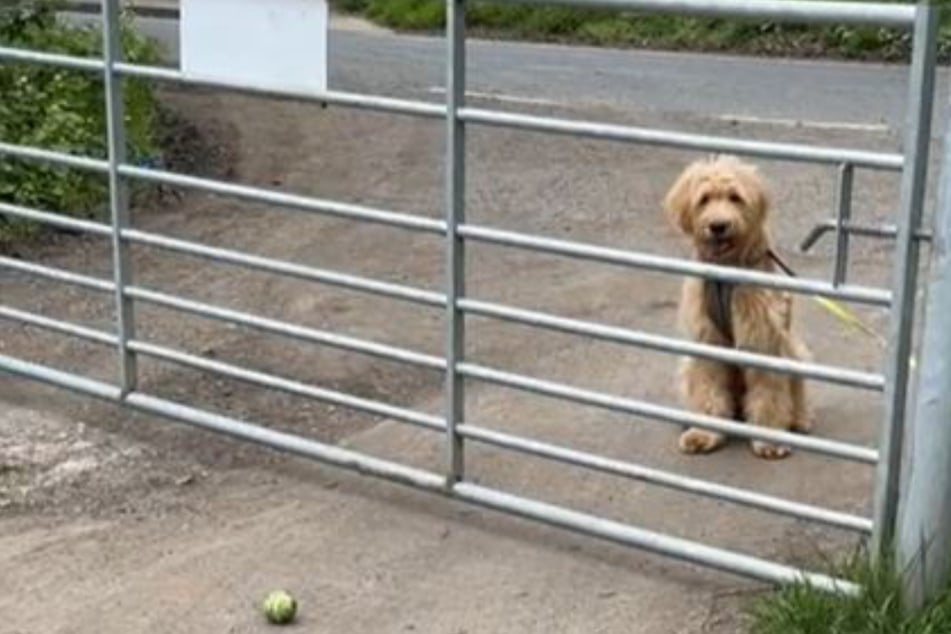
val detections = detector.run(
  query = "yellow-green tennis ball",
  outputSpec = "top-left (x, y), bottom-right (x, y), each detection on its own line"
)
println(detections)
top-left (262, 590), bottom-right (297, 625)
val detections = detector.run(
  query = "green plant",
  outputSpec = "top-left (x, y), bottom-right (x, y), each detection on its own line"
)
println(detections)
top-left (332, 0), bottom-right (370, 14)
top-left (0, 0), bottom-right (160, 242)
top-left (329, 0), bottom-right (951, 61)
top-left (749, 550), bottom-right (951, 634)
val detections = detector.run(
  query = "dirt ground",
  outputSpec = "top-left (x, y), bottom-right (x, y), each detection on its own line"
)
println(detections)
top-left (0, 81), bottom-right (921, 633)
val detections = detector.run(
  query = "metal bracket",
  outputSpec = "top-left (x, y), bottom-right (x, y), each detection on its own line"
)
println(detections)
top-left (799, 219), bottom-right (933, 253)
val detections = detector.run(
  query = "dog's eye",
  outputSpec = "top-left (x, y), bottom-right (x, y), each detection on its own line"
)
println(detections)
top-left (728, 192), bottom-right (743, 204)
top-left (698, 194), bottom-right (710, 207)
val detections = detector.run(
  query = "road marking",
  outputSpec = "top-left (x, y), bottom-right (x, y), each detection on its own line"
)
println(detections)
top-left (428, 89), bottom-right (891, 133)
top-left (717, 113), bottom-right (891, 133)
top-left (427, 86), bottom-right (557, 107)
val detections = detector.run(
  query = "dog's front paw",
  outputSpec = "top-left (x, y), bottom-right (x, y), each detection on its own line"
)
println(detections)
top-left (679, 428), bottom-right (726, 454)
top-left (750, 440), bottom-right (791, 460)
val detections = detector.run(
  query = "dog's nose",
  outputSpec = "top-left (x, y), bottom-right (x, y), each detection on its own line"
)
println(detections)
top-left (709, 221), bottom-right (730, 237)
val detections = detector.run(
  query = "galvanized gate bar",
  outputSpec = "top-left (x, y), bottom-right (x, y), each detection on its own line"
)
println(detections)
top-left (0, 201), bottom-right (112, 236)
top-left (0, 306), bottom-right (119, 346)
top-left (123, 390), bottom-right (449, 488)
top-left (114, 62), bottom-right (448, 119)
top-left (0, 353), bottom-right (124, 400)
top-left (126, 286), bottom-right (446, 370)
top-left (0, 256), bottom-right (115, 293)
top-left (0, 44), bottom-right (105, 70)
top-left (119, 165), bottom-right (447, 235)
top-left (0, 46), bottom-right (447, 119)
top-left (873, 2), bottom-right (939, 553)
top-left (459, 362), bottom-right (879, 463)
top-left (453, 481), bottom-right (860, 595)
top-left (102, 0), bottom-right (138, 395)
top-left (121, 228), bottom-right (447, 307)
top-left (127, 340), bottom-right (446, 431)
top-left (460, 298), bottom-right (884, 390)
top-left (459, 108), bottom-right (905, 170)
top-left (0, 141), bottom-right (109, 172)
top-left (832, 163), bottom-right (855, 286)
top-left (799, 219), bottom-right (933, 252)
top-left (458, 423), bottom-right (873, 532)
top-left (444, 0), bottom-right (468, 482)
top-left (484, 0), bottom-right (915, 27)
top-left (459, 223), bottom-right (892, 305)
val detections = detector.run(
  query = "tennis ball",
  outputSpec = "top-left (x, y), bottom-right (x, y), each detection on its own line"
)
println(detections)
top-left (262, 590), bottom-right (297, 625)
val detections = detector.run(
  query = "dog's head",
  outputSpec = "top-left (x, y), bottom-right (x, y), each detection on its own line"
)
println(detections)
top-left (664, 155), bottom-right (771, 264)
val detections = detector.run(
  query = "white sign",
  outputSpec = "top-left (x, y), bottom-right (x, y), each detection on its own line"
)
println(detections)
top-left (180, 0), bottom-right (328, 95)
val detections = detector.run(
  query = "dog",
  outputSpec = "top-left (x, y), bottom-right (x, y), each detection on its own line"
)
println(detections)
top-left (663, 155), bottom-right (812, 459)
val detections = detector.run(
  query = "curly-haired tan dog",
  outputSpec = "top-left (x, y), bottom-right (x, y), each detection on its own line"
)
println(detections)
top-left (664, 155), bottom-right (812, 460)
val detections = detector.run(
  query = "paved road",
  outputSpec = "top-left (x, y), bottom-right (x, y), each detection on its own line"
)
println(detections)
top-left (62, 11), bottom-right (951, 133)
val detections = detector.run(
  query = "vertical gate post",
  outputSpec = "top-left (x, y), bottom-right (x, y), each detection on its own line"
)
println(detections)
top-left (444, 0), bottom-right (466, 483)
top-left (832, 162), bottom-right (854, 287)
top-left (872, 1), bottom-right (938, 556)
top-left (102, 0), bottom-right (138, 395)
top-left (897, 89), bottom-right (951, 609)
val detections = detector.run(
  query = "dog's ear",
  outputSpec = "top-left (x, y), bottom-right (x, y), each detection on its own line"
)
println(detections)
top-left (664, 162), bottom-right (699, 235)
top-left (734, 161), bottom-right (772, 221)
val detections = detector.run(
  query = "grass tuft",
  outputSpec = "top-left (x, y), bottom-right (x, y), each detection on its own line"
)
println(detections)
top-left (749, 549), bottom-right (951, 634)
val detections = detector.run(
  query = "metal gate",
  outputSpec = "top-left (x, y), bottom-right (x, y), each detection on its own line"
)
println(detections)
top-left (0, 0), bottom-right (939, 594)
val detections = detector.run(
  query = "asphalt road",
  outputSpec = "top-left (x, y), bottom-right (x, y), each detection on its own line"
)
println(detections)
top-left (61, 11), bottom-right (951, 134)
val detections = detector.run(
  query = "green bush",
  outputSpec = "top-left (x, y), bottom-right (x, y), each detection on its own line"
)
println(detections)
top-left (0, 0), bottom-right (160, 241)
top-left (333, 0), bottom-right (951, 61)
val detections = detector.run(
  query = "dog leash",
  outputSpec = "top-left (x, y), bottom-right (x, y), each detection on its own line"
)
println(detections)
top-left (767, 248), bottom-right (888, 344)
top-left (704, 279), bottom-right (735, 345)
top-left (766, 248), bottom-right (892, 351)
top-left (704, 248), bottom-right (891, 354)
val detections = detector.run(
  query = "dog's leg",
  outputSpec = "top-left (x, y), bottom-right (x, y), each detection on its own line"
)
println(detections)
top-left (788, 337), bottom-right (814, 433)
top-left (741, 369), bottom-right (796, 459)
top-left (678, 358), bottom-right (734, 454)
top-left (779, 294), bottom-right (814, 433)
top-left (790, 376), bottom-right (812, 433)
top-left (731, 287), bottom-right (804, 458)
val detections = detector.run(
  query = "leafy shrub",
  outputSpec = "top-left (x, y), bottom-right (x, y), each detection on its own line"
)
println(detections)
top-left (0, 0), bottom-right (160, 240)
top-left (332, 0), bottom-right (951, 62)
top-left (332, 0), bottom-right (369, 13)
